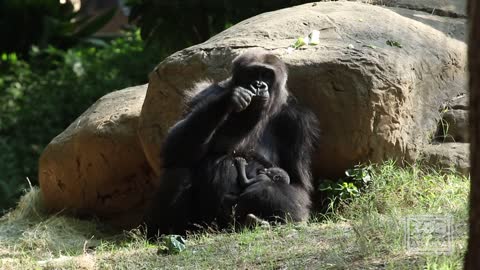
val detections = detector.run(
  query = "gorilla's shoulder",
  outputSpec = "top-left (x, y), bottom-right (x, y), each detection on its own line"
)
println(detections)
top-left (277, 97), bottom-right (319, 128)
top-left (184, 80), bottom-right (227, 113)
top-left (272, 97), bottom-right (320, 145)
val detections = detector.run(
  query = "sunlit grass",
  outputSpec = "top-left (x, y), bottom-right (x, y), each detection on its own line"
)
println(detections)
top-left (0, 162), bottom-right (469, 269)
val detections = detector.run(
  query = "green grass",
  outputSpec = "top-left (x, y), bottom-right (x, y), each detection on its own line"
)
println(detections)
top-left (0, 162), bottom-right (469, 269)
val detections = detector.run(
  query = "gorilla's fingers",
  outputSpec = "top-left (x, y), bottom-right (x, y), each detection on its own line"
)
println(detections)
top-left (257, 88), bottom-right (270, 99)
top-left (236, 97), bottom-right (249, 111)
top-left (234, 157), bottom-right (247, 165)
top-left (232, 87), bottom-right (255, 112)
top-left (249, 84), bottom-right (259, 95)
top-left (231, 92), bottom-right (245, 112)
top-left (239, 90), bottom-right (254, 102)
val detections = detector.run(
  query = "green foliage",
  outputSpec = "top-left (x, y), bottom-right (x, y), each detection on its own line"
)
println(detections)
top-left (158, 235), bottom-right (187, 254)
top-left (319, 164), bottom-right (373, 211)
top-left (0, 30), bottom-right (167, 212)
top-left (0, 0), bottom-right (116, 55)
top-left (386, 39), bottom-right (403, 48)
top-left (125, 0), bottom-right (316, 51)
top-left (341, 161), bottom-right (468, 220)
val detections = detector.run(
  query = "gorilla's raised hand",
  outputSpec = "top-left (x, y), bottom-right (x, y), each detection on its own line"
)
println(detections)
top-left (231, 86), bottom-right (256, 112)
top-left (231, 81), bottom-right (271, 112)
top-left (250, 80), bottom-right (270, 99)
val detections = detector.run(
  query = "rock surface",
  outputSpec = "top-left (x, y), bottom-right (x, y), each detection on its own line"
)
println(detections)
top-left (39, 84), bottom-right (157, 227)
top-left (360, 0), bottom-right (466, 17)
top-left (426, 94), bottom-right (469, 174)
top-left (422, 143), bottom-right (470, 175)
top-left (351, 0), bottom-right (467, 41)
top-left (138, 1), bottom-right (467, 177)
top-left (386, 7), bottom-right (466, 41)
top-left (440, 109), bottom-right (469, 142)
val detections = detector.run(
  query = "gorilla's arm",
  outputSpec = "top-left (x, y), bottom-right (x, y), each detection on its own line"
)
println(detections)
top-left (162, 84), bottom-right (231, 167)
top-left (234, 157), bottom-right (263, 187)
top-left (162, 84), bottom-right (257, 167)
top-left (272, 99), bottom-right (319, 193)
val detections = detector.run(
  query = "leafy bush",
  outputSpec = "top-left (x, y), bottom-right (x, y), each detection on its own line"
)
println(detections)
top-left (318, 164), bottom-right (374, 212)
top-left (0, 30), bottom-right (167, 212)
top-left (0, 0), bottom-right (116, 56)
top-left (126, 0), bottom-right (315, 50)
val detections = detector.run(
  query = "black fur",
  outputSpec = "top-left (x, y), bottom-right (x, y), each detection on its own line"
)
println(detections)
top-left (234, 157), bottom-right (289, 187)
top-left (144, 49), bottom-right (319, 236)
top-left (232, 157), bottom-right (295, 224)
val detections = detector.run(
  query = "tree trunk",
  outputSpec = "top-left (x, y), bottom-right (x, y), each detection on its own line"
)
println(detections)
top-left (465, 0), bottom-right (480, 268)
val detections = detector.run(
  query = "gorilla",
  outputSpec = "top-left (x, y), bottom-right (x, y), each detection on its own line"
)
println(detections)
top-left (144, 48), bottom-right (319, 236)
top-left (231, 157), bottom-right (295, 224)
top-left (234, 157), bottom-right (290, 186)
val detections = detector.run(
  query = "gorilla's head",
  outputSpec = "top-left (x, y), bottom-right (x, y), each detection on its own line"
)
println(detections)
top-left (231, 49), bottom-right (289, 113)
top-left (258, 167), bottom-right (290, 184)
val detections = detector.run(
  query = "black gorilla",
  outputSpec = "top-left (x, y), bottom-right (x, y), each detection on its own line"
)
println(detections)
top-left (144, 48), bottom-right (319, 235)
top-left (231, 157), bottom-right (295, 224)
top-left (234, 157), bottom-right (290, 186)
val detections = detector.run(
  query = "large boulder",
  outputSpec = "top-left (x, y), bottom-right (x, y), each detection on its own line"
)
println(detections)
top-left (440, 108), bottom-right (469, 143)
top-left (424, 94), bottom-right (470, 174)
top-left (422, 143), bottom-right (470, 175)
top-left (138, 1), bottom-right (467, 178)
top-left (436, 95), bottom-right (469, 143)
top-left (385, 7), bottom-right (466, 41)
top-left (365, 0), bottom-right (466, 17)
top-left (39, 84), bottom-right (158, 228)
top-left (353, 0), bottom-right (467, 41)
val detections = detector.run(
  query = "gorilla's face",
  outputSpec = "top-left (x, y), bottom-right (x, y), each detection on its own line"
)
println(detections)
top-left (258, 167), bottom-right (290, 184)
top-left (234, 65), bottom-right (275, 100)
top-left (231, 49), bottom-right (288, 116)
top-left (232, 49), bottom-right (287, 97)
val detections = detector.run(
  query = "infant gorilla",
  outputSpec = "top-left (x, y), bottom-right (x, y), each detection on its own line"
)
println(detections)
top-left (229, 157), bottom-right (293, 224)
top-left (234, 157), bottom-right (290, 186)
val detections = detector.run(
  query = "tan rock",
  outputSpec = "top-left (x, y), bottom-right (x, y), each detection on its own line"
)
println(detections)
top-left (361, 0), bottom-right (466, 17)
top-left (351, 0), bottom-right (467, 42)
top-left (440, 109), bottom-right (469, 143)
top-left (39, 84), bottom-right (157, 228)
top-left (138, 2), bottom-right (467, 178)
top-left (385, 7), bottom-right (466, 41)
top-left (422, 143), bottom-right (470, 175)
